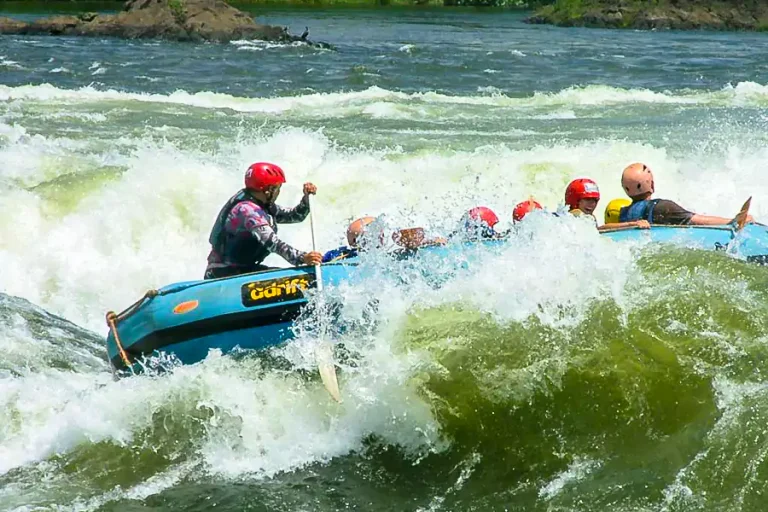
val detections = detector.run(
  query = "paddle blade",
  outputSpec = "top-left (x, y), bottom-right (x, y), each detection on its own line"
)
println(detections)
top-left (316, 343), bottom-right (341, 403)
top-left (735, 196), bottom-right (752, 232)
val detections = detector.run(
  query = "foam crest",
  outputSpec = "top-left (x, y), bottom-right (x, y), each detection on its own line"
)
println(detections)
top-left (1, 122), bottom-right (766, 332)
top-left (3, 82), bottom-right (768, 117)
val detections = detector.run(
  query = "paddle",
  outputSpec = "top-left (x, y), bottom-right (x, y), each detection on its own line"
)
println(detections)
top-left (308, 196), bottom-right (341, 403)
top-left (733, 196), bottom-right (752, 232)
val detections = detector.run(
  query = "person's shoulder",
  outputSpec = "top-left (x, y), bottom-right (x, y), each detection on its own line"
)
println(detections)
top-left (571, 209), bottom-right (596, 220)
top-left (233, 200), bottom-right (265, 214)
top-left (233, 201), bottom-right (271, 228)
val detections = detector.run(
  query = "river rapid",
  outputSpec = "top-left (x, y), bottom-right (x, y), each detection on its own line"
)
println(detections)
top-left (2, 6), bottom-right (768, 511)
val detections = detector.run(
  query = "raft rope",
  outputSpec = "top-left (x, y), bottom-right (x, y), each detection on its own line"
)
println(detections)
top-left (105, 310), bottom-right (131, 369)
top-left (116, 289), bottom-right (159, 321)
top-left (104, 289), bottom-right (159, 370)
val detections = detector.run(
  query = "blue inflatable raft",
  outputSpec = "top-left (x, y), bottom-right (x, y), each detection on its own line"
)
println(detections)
top-left (600, 223), bottom-right (768, 261)
top-left (105, 223), bottom-right (768, 374)
top-left (105, 263), bottom-right (356, 373)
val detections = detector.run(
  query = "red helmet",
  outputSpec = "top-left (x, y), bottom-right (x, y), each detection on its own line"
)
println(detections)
top-left (467, 206), bottom-right (499, 228)
top-left (244, 162), bottom-right (286, 191)
top-left (512, 198), bottom-right (543, 222)
top-left (565, 178), bottom-right (600, 210)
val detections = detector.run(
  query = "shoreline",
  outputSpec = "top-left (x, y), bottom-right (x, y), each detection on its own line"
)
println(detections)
top-left (526, 0), bottom-right (768, 31)
top-left (0, 0), bottom-right (543, 7)
top-left (3, 0), bottom-right (766, 31)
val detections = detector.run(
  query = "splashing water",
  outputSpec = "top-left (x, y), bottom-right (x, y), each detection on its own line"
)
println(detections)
top-left (3, 8), bottom-right (768, 511)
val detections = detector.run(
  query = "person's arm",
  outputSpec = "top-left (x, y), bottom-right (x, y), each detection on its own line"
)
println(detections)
top-left (273, 183), bottom-right (316, 224)
top-left (249, 223), bottom-right (307, 265)
top-left (689, 213), bottom-right (755, 226)
top-left (597, 220), bottom-right (650, 232)
top-left (244, 205), bottom-right (320, 265)
top-left (689, 214), bottom-right (733, 226)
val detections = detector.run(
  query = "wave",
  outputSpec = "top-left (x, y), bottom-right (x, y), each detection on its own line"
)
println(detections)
top-left (2, 247), bottom-right (768, 511)
top-left (1, 122), bottom-right (767, 331)
top-left (3, 78), bottom-right (768, 511)
top-left (3, 82), bottom-right (768, 116)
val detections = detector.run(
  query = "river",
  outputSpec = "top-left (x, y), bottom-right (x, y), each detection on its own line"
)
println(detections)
top-left (2, 6), bottom-right (768, 511)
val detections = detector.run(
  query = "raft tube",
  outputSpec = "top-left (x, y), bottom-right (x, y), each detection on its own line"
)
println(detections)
top-left (600, 223), bottom-right (768, 261)
top-left (105, 263), bottom-right (356, 373)
top-left (105, 225), bottom-right (768, 373)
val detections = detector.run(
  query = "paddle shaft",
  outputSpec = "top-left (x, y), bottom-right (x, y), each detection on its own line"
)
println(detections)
top-left (308, 195), bottom-right (323, 291)
top-left (307, 195), bottom-right (341, 402)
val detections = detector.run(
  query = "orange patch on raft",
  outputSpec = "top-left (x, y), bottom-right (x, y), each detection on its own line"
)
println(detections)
top-left (173, 300), bottom-right (199, 314)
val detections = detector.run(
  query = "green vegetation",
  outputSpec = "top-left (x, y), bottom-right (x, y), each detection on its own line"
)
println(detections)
top-left (0, 0), bottom-right (554, 6)
top-left (234, 0), bottom-right (547, 5)
top-left (168, 0), bottom-right (186, 22)
top-left (528, 0), bottom-right (768, 30)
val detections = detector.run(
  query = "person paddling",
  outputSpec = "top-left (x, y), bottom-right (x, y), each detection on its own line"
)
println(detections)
top-left (619, 163), bottom-right (753, 226)
top-left (204, 162), bottom-right (323, 279)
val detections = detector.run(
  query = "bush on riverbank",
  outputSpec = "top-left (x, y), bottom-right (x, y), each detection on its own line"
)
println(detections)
top-left (0, 0), bottom-right (553, 6)
top-left (527, 0), bottom-right (768, 30)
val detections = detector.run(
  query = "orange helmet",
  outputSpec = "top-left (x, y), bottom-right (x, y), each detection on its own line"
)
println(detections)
top-left (621, 163), bottom-right (654, 198)
top-left (346, 216), bottom-right (377, 246)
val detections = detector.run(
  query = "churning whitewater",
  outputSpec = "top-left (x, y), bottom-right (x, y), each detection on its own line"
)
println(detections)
top-left (3, 7), bottom-right (768, 512)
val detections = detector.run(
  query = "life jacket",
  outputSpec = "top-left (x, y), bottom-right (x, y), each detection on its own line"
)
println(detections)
top-left (619, 199), bottom-right (660, 224)
top-left (208, 189), bottom-right (276, 267)
top-left (569, 209), bottom-right (598, 226)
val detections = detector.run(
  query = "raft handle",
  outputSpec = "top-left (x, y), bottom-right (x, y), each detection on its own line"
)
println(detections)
top-left (106, 310), bottom-right (132, 370)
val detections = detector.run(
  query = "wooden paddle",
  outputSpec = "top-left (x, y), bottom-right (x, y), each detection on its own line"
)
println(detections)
top-left (308, 197), bottom-right (341, 403)
top-left (733, 196), bottom-right (752, 232)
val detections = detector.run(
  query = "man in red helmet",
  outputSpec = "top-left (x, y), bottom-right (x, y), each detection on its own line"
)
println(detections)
top-left (565, 178), bottom-right (650, 231)
top-left (204, 162), bottom-right (323, 279)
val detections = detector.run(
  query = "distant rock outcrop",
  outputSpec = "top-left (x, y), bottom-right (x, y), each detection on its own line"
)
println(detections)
top-left (0, 0), bottom-right (333, 45)
top-left (526, 0), bottom-right (768, 31)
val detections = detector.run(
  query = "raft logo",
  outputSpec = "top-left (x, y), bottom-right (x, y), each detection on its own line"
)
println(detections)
top-left (241, 274), bottom-right (315, 307)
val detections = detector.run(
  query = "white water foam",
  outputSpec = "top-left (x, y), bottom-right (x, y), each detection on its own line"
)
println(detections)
top-left (0, 121), bottom-right (765, 332)
top-left (1, 83), bottom-right (767, 508)
top-left (539, 457), bottom-right (603, 500)
top-left (0, 56), bottom-right (24, 70)
top-left (2, 82), bottom-right (768, 117)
